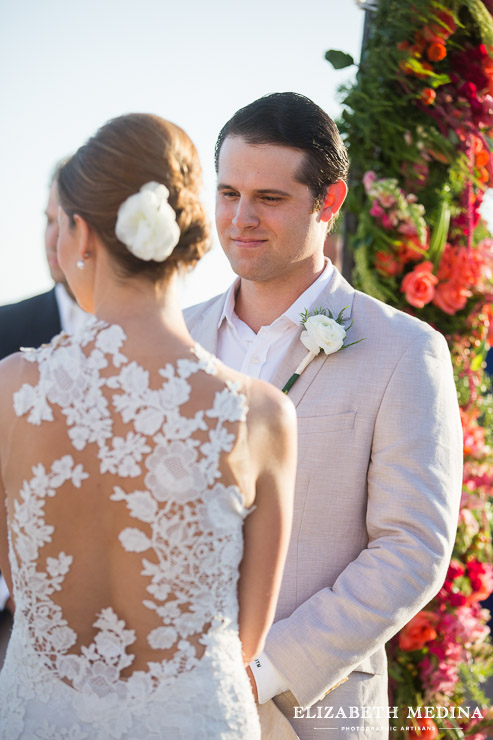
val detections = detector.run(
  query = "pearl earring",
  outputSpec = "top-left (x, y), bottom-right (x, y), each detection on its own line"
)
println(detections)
top-left (76, 260), bottom-right (85, 270)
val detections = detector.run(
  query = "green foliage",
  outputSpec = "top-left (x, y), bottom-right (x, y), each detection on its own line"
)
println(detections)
top-left (327, 0), bottom-right (493, 731)
top-left (325, 49), bottom-right (355, 69)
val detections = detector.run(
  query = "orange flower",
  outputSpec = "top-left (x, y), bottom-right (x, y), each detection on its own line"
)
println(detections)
top-left (408, 718), bottom-right (439, 739)
top-left (399, 611), bottom-right (438, 651)
top-left (401, 261), bottom-right (438, 308)
top-left (478, 166), bottom-right (490, 184)
top-left (475, 149), bottom-right (489, 167)
top-left (420, 87), bottom-right (436, 105)
top-left (426, 42), bottom-right (446, 62)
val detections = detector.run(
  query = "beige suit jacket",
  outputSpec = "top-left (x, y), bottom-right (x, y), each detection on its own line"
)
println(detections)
top-left (184, 269), bottom-right (462, 738)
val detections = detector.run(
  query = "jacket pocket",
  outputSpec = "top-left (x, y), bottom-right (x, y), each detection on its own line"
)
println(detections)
top-left (297, 410), bottom-right (356, 435)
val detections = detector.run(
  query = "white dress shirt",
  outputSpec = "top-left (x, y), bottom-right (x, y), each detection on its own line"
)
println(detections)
top-left (216, 259), bottom-right (334, 704)
top-left (217, 259), bottom-right (334, 382)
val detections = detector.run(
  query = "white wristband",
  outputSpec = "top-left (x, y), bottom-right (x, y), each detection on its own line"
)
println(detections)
top-left (250, 651), bottom-right (289, 704)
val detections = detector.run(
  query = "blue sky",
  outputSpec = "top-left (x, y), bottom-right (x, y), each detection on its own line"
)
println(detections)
top-left (0, 0), bottom-right (365, 306)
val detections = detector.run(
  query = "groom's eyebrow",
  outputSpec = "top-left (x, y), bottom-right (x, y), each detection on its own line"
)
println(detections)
top-left (217, 183), bottom-right (291, 196)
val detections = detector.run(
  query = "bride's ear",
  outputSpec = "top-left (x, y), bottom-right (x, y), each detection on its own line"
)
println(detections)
top-left (318, 181), bottom-right (348, 223)
top-left (72, 214), bottom-right (97, 263)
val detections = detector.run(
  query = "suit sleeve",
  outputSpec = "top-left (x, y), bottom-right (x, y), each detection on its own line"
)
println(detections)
top-left (263, 328), bottom-right (463, 709)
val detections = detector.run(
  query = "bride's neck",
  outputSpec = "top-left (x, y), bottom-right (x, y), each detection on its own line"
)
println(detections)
top-left (92, 271), bottom-right (190, 342)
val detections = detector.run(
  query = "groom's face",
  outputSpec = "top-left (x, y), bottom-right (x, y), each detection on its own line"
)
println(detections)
top-left (216, 136), bottom-right (326, 285)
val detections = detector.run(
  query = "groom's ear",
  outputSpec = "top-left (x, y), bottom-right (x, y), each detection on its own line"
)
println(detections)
top-left (318, 181), bottom-right (348, 223)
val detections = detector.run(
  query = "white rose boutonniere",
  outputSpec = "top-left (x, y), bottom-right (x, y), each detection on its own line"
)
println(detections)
top-left (282, 307), bottom-right (364, 394)
top-left (115, 181), bottom-right (180, 262)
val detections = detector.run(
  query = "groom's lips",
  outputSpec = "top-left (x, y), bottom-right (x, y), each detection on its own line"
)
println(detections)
top-left (231, 237), bottom-right (268, 248)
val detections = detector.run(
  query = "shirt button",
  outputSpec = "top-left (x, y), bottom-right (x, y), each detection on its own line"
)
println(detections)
top-left (250, 355), bottom-right (260, 364)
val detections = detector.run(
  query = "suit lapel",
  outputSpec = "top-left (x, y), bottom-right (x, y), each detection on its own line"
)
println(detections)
top-left (270, 269), bottom-right (357, 407)
top-left (187, 294), bottom-right (226, 354)
top-left (187, 270), bottom-right (357, 406)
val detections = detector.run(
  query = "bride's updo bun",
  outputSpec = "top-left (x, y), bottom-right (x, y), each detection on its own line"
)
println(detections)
top-left (57, 113), bottom-right (211, 281)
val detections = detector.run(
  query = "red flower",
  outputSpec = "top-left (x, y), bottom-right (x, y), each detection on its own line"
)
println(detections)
top-left (449, 592), bottom-right (468, 606)
top-left (397, 235), bottom-right (427, 263)
top-left (447, 560), bottom-right (465, 580)
top-left (466, 561), bottom-right (493, 603)
top-left (375, 251), bottom-right (403, 277)
top-left (399, 611), bottom-right (438, 651)
top-left (435, 10), bottom-right (456, 39)
top-left (407, 718), bottom-right (439, 739)
top-left (401, 261), bottom-right (438, 308)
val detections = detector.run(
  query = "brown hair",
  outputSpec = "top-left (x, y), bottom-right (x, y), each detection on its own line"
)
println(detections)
top-left (215, 92), bottom-right (349, 211)
top-left (57, 113), bottom-right (210, 281)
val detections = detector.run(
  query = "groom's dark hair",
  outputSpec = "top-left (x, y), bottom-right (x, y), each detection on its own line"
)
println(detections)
top-left (214, 92), bottom-right (349, 210)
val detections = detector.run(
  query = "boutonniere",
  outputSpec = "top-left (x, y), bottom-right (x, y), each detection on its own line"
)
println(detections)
top-left (282, 307), bottom-right (364, 394)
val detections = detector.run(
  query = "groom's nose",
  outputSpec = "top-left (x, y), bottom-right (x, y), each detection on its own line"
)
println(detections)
top-left (232, 197), bottom-right (260, 229)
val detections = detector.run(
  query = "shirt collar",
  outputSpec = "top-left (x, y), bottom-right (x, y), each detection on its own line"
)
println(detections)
top-left (218, 259), bottom-right (334, 331)
top-left (218, 277), bottom-right (241, 330)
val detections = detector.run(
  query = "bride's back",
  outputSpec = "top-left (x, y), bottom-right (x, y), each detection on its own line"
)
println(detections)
top-left (3, 319), bottom-right (253, 686)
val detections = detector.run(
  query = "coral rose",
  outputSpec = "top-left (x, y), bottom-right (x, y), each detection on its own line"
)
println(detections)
top-left (432, 280), bottom-right (469, 315)
top-left (398, 610), bottom-right (437, 651)
top-left (401, 261), bottom-right (438, 308)
top-left (408, 718), bottom-right (439, 740)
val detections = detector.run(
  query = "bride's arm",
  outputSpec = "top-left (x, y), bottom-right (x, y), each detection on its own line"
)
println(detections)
top-left (237, 383), bottom-right (297, 666)
top-left (0, 355), bottom-right (19, 598)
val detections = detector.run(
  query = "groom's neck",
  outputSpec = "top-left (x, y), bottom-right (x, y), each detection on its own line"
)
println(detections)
top-left (234, 264), bottom-right (325, 334)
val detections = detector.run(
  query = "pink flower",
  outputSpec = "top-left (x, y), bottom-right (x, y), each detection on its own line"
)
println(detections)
top-left (379, 192), bottom-right (397, 208)
top-left (381, 213), bottom-right (394, 229)
top-left (362, 170), bottom-right (377, 191)
top-left (458, 508), bottom-right (480, 536)
top-left (370, 200), bottom-right (385, 218)
top-left (398, 222), bottom-right (418, 236)
top-left (420, 653), bottom-right (460, 696)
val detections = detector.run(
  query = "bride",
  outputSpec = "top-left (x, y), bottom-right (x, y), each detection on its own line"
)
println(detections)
top-left (0, 113), bottom-right (296, 739)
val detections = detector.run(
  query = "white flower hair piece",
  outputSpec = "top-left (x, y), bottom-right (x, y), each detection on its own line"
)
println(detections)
top-left (115, 181), bottom-right (180, 262)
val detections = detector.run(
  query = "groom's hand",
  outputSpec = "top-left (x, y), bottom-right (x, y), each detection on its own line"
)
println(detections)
top-left (246, 665), bottom-right (258, 701)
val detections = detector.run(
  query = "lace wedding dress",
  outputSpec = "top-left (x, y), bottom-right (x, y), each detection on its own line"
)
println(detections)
top-left (0, 318), bottom-right (260, 739)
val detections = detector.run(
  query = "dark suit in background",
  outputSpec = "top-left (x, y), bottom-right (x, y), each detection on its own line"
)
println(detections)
top-left (0, 288), bottom-right (61, 360)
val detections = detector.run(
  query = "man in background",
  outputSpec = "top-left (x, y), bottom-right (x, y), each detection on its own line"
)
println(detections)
top-left (0, 163), bottom-right (88, 649)
top-left (0, 164), bottom-right (87, 360)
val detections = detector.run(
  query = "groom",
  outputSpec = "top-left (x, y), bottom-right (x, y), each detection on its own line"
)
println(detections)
top-left (185, 93), bottom-right (462, 739)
